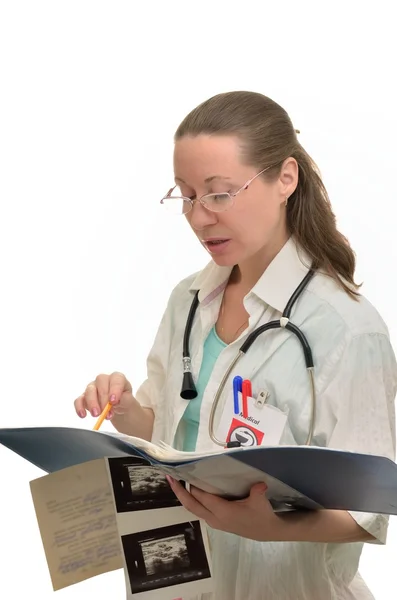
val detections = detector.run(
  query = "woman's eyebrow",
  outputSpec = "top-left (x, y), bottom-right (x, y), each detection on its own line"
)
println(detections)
top-left (204, 175), bottom-right (232, 184)
top-left (174, 175), bottom-right (232, 184)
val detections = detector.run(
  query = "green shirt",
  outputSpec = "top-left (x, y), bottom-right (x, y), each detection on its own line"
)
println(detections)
top-left (180, 326), bottom-right (227, 451)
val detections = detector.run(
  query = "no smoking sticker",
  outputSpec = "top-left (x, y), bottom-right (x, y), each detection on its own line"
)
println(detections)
top-left (226, 417), bottom-right (264, 447)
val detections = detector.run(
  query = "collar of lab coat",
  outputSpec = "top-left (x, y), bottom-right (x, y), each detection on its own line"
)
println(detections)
top-left (188, 236), bottom-right (313, 313)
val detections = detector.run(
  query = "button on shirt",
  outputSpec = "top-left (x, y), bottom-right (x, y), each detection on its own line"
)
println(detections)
top-left (135, 237), bottom-right (397, 600)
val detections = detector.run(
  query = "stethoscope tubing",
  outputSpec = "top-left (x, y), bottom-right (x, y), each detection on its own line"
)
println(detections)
top-left (181, 269), bottom-right (317, 447)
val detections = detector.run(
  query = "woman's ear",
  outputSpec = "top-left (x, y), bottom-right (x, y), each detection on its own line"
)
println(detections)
top-left (278, 157), bottom-right (298, 200)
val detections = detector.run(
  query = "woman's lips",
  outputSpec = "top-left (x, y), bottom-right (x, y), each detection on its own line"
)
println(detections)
top-left (202, 238), bottom-right (231, 254)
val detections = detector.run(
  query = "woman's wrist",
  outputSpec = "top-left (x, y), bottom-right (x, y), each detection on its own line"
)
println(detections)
top-left (273, 508), bottom-right (373, 544)
top-left (111, 397), bottom-right (154, 441)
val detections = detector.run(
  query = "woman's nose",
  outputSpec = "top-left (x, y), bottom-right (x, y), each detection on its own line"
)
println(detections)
top-left (186, 199), bottom-right (218, 230)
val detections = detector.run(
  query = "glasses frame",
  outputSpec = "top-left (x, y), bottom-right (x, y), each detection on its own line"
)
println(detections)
top-left (160, 165), bottom-right (272, 215)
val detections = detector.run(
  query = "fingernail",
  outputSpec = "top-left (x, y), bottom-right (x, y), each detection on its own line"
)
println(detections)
top-left (110, 394), bottom-right (117, 404)
top-left (78, 410), bottom-right (86, 418)
top-left (106, 410), bottom-right (113, 420)
top-left (92, 408), bottom-right (100, 417)
top-left (165, 475), bottom-right (174, 486)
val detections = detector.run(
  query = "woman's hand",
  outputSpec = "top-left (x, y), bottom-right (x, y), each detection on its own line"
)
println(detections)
top-left (167, 477), bottom-right (374, 544)
top-left (74, 371), bottom-right (155, 440)
top-left (74, 371), bottom-right (134, 421)
top-left (167, 477), bottom-right (285, 542)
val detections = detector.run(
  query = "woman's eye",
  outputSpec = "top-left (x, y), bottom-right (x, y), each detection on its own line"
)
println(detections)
top-left (180, 187), bottom-right (195, 200)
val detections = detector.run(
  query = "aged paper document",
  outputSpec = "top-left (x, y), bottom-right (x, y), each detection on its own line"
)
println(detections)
top-left (30, 458), bottom-right (122, 590)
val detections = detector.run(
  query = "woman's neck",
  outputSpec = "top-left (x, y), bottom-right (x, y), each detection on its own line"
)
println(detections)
top-left (231, 233), bottom-right (290, 291)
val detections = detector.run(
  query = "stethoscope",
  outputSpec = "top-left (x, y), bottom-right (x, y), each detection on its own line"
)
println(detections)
top-left (180, 269), bottom-right (316, 448)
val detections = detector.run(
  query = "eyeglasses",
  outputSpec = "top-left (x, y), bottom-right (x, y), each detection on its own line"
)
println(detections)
top-left (160, 166), bottom-right (271, 215)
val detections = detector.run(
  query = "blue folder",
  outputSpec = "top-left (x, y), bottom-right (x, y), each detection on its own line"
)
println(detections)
top-left (1, 426), bottom-right (397, 515)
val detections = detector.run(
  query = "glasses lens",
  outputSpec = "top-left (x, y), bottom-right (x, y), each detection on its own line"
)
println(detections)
top-left (162, 197), bottom-right (190, 215)
top-left (162, 187), bottom-right (191, 215)
top-left (202, 193), bottom-right (233, 212)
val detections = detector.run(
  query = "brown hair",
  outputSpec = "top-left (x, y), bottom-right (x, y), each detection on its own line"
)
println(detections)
top-left (174, 91), bottom-right (360, 298)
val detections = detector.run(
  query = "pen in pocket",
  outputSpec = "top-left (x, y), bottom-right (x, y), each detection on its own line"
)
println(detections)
top-left (233, 375), bottom-right (243, 415)
top-left (242, 379), bottom-right (252, 418)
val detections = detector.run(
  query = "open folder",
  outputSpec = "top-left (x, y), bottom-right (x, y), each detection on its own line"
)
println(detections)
top-left (1, 425), bottom-right (397, 515)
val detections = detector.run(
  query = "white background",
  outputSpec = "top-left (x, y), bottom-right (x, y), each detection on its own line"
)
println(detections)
top-left (0, 1), bottom-right (396, 598)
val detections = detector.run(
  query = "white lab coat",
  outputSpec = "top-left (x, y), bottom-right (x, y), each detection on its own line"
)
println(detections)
top-left (135, 237), bottom-right (397, 600)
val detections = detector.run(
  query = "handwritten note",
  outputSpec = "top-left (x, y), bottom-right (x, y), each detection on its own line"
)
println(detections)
top-left (30, 458), bottom-right (122, 590)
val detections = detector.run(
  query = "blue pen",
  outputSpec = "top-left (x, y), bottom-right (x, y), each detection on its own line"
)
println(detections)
top-left (233, 376), bottom-right (243, 415)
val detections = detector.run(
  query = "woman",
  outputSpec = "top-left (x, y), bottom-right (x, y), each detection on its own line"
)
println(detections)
top-left (74, 91), bottom-right (397, 599)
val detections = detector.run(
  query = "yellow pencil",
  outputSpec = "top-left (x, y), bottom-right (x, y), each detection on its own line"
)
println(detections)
top-left (93, 401), bottom-right (112, 431)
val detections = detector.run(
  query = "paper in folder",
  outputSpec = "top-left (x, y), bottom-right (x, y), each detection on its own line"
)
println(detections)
top-left (1, 425), bottom-right (397, 515)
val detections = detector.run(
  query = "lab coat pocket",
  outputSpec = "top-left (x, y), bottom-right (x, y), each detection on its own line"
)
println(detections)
top-left (216, 390), bottom-right (289, 448)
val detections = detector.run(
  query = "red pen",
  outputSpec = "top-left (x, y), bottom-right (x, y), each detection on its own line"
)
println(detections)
top-left (242, 379), bottom-right (252, 418)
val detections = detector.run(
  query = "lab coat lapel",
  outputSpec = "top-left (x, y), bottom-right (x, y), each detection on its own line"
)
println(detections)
top-left (240, 237), bottom-right (313, 379)
top-left (188, 261), bottom-right (231, 379)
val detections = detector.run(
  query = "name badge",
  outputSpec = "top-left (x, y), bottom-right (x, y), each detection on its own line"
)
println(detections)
top-left (216, 389), bottom-right (288, 448)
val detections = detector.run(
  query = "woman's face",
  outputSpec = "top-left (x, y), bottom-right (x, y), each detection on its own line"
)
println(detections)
top-left (173, 134), bottom-right (298, 273)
